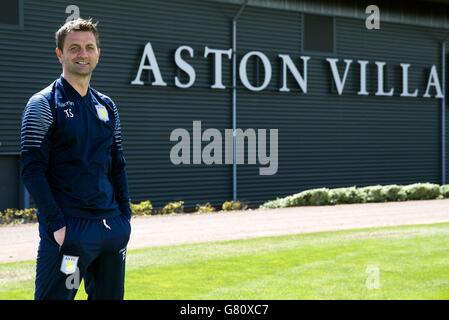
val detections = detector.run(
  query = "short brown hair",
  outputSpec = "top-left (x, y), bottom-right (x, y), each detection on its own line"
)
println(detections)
top-left (55, 18), bottom-right (100, 51)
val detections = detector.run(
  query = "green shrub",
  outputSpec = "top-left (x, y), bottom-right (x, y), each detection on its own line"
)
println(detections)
top-left (278, 189), bottom-right (332, 207)
top-left (441, 185), bottom-right (449, 198)
top-left (259, 198), bottom-right (284, 209)
top-left (382, 184), bottom-right (407, 201)
top-left (260, 182), bottom-right (448, 210)
top-left (195, 203), bottom-right (216, 213)
top-left (281, 193), bottom-right (305, 207)
top-left (303, 188), bottom-right (333, 206)
top-left (222, 201), bottom-right (246, 211)
top-left (0, 208), bottom-right (38, 225)
top-left (403, 183), bottom-right (441, 200)
top-left (359, 185), bottom-right (385, 203)
top-left (130, 200), bottom-right (153, 216)
top-left (160, 201), bottom-right (184, 214)
top-left (330, 187), bottom-right (366, 204)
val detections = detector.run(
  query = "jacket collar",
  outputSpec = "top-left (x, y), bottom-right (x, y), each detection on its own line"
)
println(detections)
top-left (59, 75), bottom-right (91, 102)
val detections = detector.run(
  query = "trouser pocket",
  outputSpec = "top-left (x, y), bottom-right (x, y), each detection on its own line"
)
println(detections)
top-left (102, 215), bottom-right (131, 252)
top-left (59, 218), bottom-right (74, 254)
top-left (38, 221), bottom-right (60, 248)
top-left (59, 217), bottom-right (99, 257)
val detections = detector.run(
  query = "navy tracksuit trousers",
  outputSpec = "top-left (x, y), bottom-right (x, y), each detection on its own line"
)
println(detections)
top-left (35, 215), bottom-right (131, 300)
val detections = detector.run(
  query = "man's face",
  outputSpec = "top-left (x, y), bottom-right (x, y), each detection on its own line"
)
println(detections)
top-left (56, 31), bottom-right (100, 77)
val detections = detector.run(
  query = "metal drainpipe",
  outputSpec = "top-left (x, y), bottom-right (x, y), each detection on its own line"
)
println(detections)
top-left (443, 41), bottom-right (446, 185)
top-left (232, 0), bottom-right (249, 201)
top-left (441, 35), bottom-right (449, 186)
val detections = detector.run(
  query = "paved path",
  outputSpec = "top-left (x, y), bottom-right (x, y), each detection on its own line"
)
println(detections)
top-left (2, 199), bottom-right (449, 263)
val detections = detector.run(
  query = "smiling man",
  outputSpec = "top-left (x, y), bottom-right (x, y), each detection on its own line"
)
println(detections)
top-left (20, 18), bottom-right (132, 300)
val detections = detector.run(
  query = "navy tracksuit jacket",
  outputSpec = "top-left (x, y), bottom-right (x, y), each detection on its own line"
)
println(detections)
top-left (20, 75), bottom-right (132, 300)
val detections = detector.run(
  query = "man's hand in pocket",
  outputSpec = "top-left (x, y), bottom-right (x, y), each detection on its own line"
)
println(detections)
top-left (54, 227), bottom-right (66, 246)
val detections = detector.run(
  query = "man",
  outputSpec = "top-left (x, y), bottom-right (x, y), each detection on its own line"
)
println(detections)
top-left (20, 18), bottom-right (132, 300)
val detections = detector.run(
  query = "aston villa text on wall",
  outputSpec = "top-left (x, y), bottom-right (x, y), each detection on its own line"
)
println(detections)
top-left (130, 42), bottom-right (444, 98)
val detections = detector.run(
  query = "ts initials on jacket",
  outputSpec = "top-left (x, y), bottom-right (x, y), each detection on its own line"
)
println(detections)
top-left (20, 76), bottom-right (131, 233)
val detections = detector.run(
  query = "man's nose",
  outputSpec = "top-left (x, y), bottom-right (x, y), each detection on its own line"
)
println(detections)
top-left (77, 48), bottom-right (89, 58)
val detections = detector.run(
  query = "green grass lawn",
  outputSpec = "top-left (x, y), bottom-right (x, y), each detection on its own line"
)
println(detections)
top-left (1, 222), bottom-right (449, 299)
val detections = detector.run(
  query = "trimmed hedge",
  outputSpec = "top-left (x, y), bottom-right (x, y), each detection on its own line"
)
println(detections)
top-left (330, 187), bottom-right (366, 204)
top-left (441, 184), bottom-right (449, 198)
top-left (0, 199), bottom-right (242, 225)
top-left (359, 185), bottom-right (385, 203)
top-left (403, 183), bottom-right (441, 200)
top-left (222, 201), bottom-right (246, 211)
top-left (2, 183), bottom-right (448, 225)
top-left (131, 200), bottom-right (185, 215)
top-left (260, 183), bottom-right (445, 209)
top-left (195, 203), bottom-right (216, 213)
top-left (381, 184), bottom-right (407, 202)
top-left (0, 208), bottom-right (38, 225)
top-left (130, 200), bottom-right (153, 216)
top-left (160, 201), bottom-right (184, 215)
